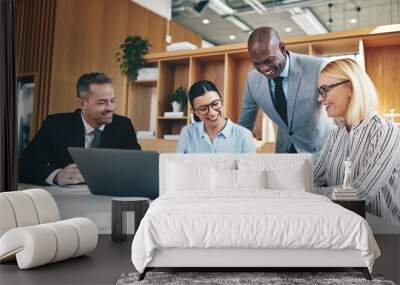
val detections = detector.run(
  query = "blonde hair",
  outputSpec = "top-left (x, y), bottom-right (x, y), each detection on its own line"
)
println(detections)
top-left (320, 58), bottom-right (378, 125)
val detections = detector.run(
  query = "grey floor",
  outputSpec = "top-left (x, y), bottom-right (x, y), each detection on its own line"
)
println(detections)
top-left (1, 235), bottom-right (398, 285)
top-left (0, 235), bottom-right (133, 285)
top-left (373, 235), bottom-right (400, 284)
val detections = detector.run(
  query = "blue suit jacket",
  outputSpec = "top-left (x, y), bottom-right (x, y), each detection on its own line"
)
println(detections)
top-left (238, 52), bottom-right (333, 153)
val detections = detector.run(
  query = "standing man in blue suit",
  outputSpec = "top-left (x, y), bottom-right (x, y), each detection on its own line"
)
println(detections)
top-left (238, 26), bottom-right (333, 153)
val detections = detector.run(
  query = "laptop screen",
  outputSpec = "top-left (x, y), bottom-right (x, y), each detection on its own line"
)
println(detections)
top-left (68, 147), bottom-right (159, 199)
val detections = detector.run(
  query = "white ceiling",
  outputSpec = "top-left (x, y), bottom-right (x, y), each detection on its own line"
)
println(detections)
top-left (133, 0), bottom-right (172, 19)
top-left (172, 0), bottom-right (400, 45)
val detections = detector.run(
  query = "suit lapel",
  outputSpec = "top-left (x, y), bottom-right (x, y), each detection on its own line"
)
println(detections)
top-left (72, 109), bottom-right (85, 147)
top-left (255, 74), bottom-right (288, 131)
top-left (100, 122), bottom-right (111, 147)
top-left (287, 53), bottom-right (301, 129)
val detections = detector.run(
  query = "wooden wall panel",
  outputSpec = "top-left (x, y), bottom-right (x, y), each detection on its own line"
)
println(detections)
top-left (172, 63), bottom-right (190, 93)
top-left (223, 54), bottom-right (236, 118)
top-left (365, 45), bottom-right (400, 115)
top-left (16, 0), bottom-right (56, 135)
top-left (228, 57), bottom-right (253, 122)
top-left (127, 84), bottom-right (155, 131)
top-left (169, 20), bottom-right (202, 47)
top-left (197, 61), bottom-right (225, 96)
top-left (50, 0), bottom-right (131, 116)
top-left (49, 0), bottom-right (202, 117)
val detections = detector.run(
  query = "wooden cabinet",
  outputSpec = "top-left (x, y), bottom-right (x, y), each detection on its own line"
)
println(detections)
top-left (157, 59), bottom-right (190, 138)
top-left (127, 79), bottom-right (157, 133)
top-left (126, 24), bottom-right (400, 153)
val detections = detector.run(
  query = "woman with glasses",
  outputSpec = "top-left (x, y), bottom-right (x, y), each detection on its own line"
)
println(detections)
top-left (176, 80), bottom-right (256, 154)
top-left (314, 58), bottom-right (400, 225)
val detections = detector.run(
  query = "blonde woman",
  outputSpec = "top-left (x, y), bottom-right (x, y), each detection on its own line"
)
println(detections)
top-left (314, 58), bottom-right (400, 225)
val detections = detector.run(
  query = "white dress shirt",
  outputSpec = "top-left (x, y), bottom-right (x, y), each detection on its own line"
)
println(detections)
top-left (268, 53), bottom-right (290, 101)
top-left (45, 113), bottom-right (105, 185)
top-left (81, 113), bottom-right (105, 148)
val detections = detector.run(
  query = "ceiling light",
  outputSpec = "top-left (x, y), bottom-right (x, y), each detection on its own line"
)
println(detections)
top-left (349, 18), bottom-right (357, 24)
top-left (208, 0), bottom-right (234, 16)
top-left (202, 18), bottom-right (210, 24)
top-left (289, 7), bottom-right (327, 35)
top-left (229, 35), bottom-right (236, 40)
top-left (224, 15), bottom-right (252, 32)
top-left (244, 0), bottom-right (266, 15)
top-left (285, 27), bottom-right (292, 32)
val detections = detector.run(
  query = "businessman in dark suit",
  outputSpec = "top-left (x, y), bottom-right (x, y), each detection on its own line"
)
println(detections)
top-left (19, 72), bottom-right (141, 186)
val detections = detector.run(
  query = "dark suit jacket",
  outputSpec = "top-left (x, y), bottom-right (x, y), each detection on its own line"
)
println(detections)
top-left (19, 109), bottom-right (141, 185)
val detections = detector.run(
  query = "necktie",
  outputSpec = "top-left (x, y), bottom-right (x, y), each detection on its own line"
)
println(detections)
top-left (272, 76), bottom-right (288, 125)
top-left (90, 128), bottom-right (102, 148)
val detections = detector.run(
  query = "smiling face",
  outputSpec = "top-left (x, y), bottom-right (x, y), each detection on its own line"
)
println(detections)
top-left (248, 40), bottom-right (287, 79)
top-left (192, 91), bottom-right (224, 128)
top-left (78, 83), bottom-right (116, 128)
top-left (318, 73), bottom-right (352, 120)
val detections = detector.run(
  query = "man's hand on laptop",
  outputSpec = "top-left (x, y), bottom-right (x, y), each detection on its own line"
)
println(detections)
top-left (54, 163), bottom-right (85, 186)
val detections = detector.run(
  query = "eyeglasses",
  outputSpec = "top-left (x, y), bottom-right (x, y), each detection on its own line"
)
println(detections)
top-left (317, 80), bottom-right (351, 98)
top-left (193, 99), bottom-right (223, 115)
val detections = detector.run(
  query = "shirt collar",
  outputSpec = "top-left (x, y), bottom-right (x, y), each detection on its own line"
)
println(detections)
top-left (81, 112), bottom-right (105, 135)
top-left (337, 111), bottom-right (378, 131)
top-left (352, 111), bottom-right (378, 130)
top-left (219, 118), bottom-right (232, 138)
top-left (196, 118), bottom-right (232, 139)
top-left (279, 53), bottom-right (290, 78)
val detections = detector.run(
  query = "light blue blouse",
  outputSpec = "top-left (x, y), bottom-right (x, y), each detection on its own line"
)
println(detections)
top-left (176, 119), bottom-right (256, 154)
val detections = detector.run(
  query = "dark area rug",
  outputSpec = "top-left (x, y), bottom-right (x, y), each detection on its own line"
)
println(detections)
top-left (116, 271), bottom-right (396, 285)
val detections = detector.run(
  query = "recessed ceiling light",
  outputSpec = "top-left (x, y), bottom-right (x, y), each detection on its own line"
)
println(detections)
top-left (202, 18), bottom-right (210, 24)
top-left (285, 27), bottom-right (292, 33)
top-left (229, 35), bottom-right (236, 40)
top-left (349, 18), bottom-right (357, 24)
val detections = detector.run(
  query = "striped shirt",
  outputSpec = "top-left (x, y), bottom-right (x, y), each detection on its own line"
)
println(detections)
top-left (314, 112), bottom-right (400, 225)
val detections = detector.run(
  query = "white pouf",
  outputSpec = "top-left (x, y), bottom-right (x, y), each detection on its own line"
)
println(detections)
top-left (0, 189), bottom-right (98, 269)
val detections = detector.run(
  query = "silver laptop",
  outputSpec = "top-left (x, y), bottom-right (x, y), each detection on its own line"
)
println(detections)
top-left (68, 147), bottom-right (159, 199)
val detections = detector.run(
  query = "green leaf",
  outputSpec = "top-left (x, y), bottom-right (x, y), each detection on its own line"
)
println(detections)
top-left (116, 35), bottom-right (151, 82)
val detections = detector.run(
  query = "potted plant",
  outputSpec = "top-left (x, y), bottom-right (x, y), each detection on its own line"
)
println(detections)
top-left (115, 35), bottom-right (151, 83)
top-left (169, 86), bottom-right (187, 112)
